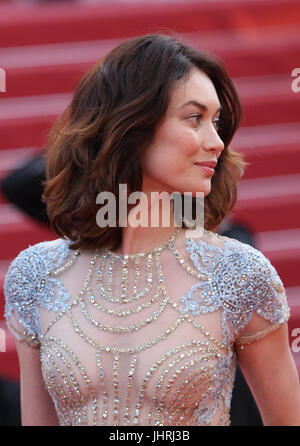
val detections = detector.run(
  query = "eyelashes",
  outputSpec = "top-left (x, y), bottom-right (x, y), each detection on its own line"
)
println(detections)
top-left (188, 114), bottom-right (220, 131)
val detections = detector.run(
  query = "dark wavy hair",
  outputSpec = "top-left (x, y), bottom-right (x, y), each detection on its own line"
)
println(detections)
top-left (41, 33), bottom-right (247, 252)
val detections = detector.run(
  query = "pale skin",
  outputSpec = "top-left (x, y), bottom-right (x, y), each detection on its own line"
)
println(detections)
top-left (15, 67), bottom-right (300, 425)
top-left (115, 67), bottom-right (224, 255)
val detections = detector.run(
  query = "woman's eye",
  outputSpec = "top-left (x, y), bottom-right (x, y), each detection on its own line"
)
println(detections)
top-left (188, 115), bottom-right (220, 131)
top-left (188, 114), bottom-right (202, 124)
top-left (213, 118), bottom-right (220, 130)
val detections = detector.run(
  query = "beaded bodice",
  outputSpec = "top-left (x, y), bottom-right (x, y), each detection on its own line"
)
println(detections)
top-left (4, 229), bottom-right (290, 426)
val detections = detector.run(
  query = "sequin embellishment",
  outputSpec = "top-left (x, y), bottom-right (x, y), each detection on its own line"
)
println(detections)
top-left (3, 230), bottom-right (290, 425)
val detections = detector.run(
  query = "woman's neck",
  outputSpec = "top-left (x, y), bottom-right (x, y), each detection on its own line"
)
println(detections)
top-left (112, 225), bottom-right (182, 256)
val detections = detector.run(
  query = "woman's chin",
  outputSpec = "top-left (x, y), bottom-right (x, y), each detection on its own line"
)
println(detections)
top-left (192, 183), bottom-right (211, 197)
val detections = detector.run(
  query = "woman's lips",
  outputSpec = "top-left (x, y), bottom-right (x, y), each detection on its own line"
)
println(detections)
top-left (194, 164), bottom-right (215, 176)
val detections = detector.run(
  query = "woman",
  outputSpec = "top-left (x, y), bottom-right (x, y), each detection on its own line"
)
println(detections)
top-left (4, 33), bottom-right (300, 426)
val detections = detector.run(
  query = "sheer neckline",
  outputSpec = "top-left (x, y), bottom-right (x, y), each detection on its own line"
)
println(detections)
top-left (101, 227), bottom-right (183, 259)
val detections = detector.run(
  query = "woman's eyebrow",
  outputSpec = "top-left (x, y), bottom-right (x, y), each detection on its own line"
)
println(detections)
top-left (179, 100), bottom-right (222, 114)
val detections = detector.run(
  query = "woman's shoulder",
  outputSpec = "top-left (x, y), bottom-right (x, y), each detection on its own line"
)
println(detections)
top-left (3, 237), bottom-right (75, 347)
top-left (185, 228), bottom-right (279, 276)
top-left (4, 237), bottom-right (71, 281)
top-left (183, 228), bottom-right (268, 279)
top-left (4, 237), bottom-right (73, 315)
top-left (182, 229), bottom-right (290, 345)
top-left (186, 228), bottom-right (287, 296)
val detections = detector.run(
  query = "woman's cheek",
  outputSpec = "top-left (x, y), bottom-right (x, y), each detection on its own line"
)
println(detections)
top-left (178, 128), bottom-right (200, 154)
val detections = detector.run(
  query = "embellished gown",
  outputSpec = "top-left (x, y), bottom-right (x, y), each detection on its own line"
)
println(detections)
top-left (4, 228), bottom-right (290, 426)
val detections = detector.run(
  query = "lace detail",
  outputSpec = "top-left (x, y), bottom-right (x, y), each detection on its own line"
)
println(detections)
top-left (193, 349), bottom-right (236, 425)
top-left (4, 238), bottom-right (75, 344)
top-left (3, 230), bottom-right (290, 425)
top-left (179, 236), bottom-right (290, 345)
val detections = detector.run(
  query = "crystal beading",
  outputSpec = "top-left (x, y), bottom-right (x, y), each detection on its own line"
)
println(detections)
top-left (4, 224), bottom-right (290, 426)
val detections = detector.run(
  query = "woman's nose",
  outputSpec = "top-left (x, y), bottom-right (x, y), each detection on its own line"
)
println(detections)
top-left (202, 125), bottom-right (225, 155)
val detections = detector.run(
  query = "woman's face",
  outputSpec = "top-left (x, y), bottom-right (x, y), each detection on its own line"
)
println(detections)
top-left (140, 68), bottom-right (225, 198)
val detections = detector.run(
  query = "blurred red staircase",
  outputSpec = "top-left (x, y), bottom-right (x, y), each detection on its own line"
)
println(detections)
top-left (0, 0), bottom-right (299, 379)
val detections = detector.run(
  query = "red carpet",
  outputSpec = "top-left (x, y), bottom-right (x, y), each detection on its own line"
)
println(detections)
top-left (0, 0), bottom-right (299, 379)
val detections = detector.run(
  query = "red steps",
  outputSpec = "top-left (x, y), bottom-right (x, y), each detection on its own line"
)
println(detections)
top-left (0, 148), bottom-right (37, 178)
top-left (0, 116), bottom-right (56, 150)
top-left (0, 201), bottom-right (55, 327)
top-left (0, 321), bottom-right (20, 382)
top-left (234, 75), bottom-right (300, 127)
top-left (255, 229), bottom-right (300, 288)
top-left (1, 24), bottom-right (299, 100)
top-left (0, 0), bottom-right (299, 383)
top-left (0, 205), bottom-right (54, 260)
top-left (1, 79), bottom-right (299, 149)
top-left (1, 0), bottom-right (300, 48)
top-left (232, 174), bottom-right (300, 232)
top-left (232, 123), bottom-right (300, 180)
top-left (185, 24), bottom-right (300, 78)
top-left (3, 62), bottom-right (91, 99)
top-left (239, 143), bottom-right (300, 179)
top-left (0, 205), bottom-right (56, 320)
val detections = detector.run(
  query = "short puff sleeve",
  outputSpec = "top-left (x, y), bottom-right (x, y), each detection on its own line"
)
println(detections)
top-left (180, 236), bottom-right (291, 347)
top-left (4, 245), bottom-right (43, 349)
top-left (232, 247), bottom-right (291, 347)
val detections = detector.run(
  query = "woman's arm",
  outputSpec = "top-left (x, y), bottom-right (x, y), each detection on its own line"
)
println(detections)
top-left (236, 322), bottom-right (300, 426)
top-left (16, 340), bottom-right (59, 426)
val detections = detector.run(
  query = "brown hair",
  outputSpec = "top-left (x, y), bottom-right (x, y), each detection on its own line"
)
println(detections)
top-left (41, 33), bottom-right (247, 252)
